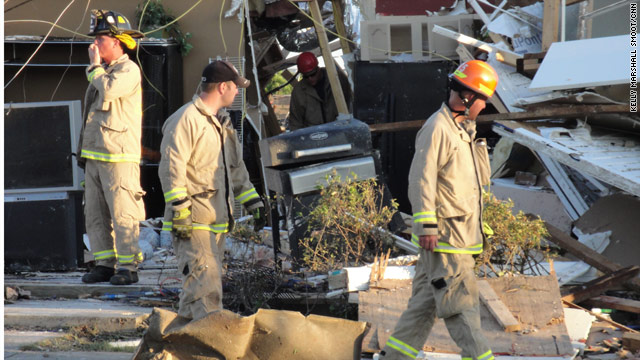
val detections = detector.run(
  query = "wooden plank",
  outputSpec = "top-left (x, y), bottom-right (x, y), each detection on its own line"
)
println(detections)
top-left (255, 36), bottom-right (277, 65)
top-left (563, 300), bottom-right (638, 333)
top-left (542, 0), bottom-right (559, 51)
top-left (368, 104), bottom-right (631, 133)
top-left (542, 221), bottom-right (640, 293)
top-left (583, 295), bottom-right (640, 315)
top-left (477, 280), bottom-right (521, 332)
top-left (622, 332), bottom-right (640, 352)
top-left (331, 0), bottom-right (351, 54)
top-left (309, 0), bottom-right (349, 115)
top-left (476, 104), bottom-right (631, 122)
top-left (561, 266), bottom-right (640, 304)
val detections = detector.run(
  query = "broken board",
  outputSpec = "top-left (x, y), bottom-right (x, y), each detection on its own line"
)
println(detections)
top-left (359, 275), bottom-right (574, 356)
top-left (493, 121), bottom-right (640, 198)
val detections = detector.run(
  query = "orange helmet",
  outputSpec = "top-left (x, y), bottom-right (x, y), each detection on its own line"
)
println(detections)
top-left (450, 60), bottom-right (498, 98)
top-left (297, 52), bottom-right (319, 75)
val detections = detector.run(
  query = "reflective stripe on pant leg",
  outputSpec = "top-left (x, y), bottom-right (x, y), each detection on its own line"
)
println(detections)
top-left (461, 350), bottom-right (494, 360)
top-left (385, 336), bottom-right (419, 359)
top-left (84, 160), bottom-right (116, 268)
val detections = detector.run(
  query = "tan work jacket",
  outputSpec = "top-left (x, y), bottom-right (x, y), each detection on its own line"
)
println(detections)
top-left (78, 54), bottom-right (142, 164)
top-left (159, 95), bottom-right (263, 233)
top-left (288, 68), bottom-right (352, 131)
top-left (408, 104), bottom-right (491, 254)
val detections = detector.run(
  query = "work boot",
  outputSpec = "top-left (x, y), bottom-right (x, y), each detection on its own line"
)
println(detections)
top-left (110, 269), bottom-right (139, 285)
top-left (81, 266), bottom-right (115, 283)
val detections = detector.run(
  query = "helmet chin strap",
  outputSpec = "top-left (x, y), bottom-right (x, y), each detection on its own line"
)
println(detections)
top-left (450, 91), bottom-right (478, 120)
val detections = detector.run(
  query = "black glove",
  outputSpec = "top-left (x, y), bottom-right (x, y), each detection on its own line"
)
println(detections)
top-left (172, 206), bottom-right (192, 240)
top-left (251, 206), bottom-right (267, 232)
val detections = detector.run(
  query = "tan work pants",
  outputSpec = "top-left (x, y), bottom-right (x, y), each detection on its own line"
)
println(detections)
top-left (174, 229), bottom-right (226, 320)
top-left (381, 251), bottom-right (493, 360)
top-left (84, 160), bottom-right (145, 271)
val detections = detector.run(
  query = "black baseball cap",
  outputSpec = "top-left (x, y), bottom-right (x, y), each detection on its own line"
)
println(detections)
top-left (201, 60), bottom-right (250, 88)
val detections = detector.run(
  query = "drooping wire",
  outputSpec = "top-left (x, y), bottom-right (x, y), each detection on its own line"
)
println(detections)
top-left (5, 0), bottom-right (35, 13)
top-left (136, 0), bottom-right (165, 100)
top-left (50, 0), bottom-right (92, 101)
top-left (219, 0), bottom-right (228, 55)
top-left (4, 19), bottom-right (92, 38)
top-left (139, 0), bottom-right (203, 37)
top-left (4, 0), bottom-right (77, 89)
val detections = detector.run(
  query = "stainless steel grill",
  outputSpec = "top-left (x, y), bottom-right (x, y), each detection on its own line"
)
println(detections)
top-left (259, 118), bottom-right (376, 195)
top-left (259, 118), bottom-right (378, 262)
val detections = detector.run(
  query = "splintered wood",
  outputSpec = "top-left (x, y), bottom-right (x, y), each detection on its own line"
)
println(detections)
top-left (359, 275), bottom-right (574, 356)
top-left (369, 249), bottom-right (391, 284)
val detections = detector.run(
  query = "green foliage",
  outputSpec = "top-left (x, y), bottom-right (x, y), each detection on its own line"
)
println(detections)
top-left (136, 0), bottom-right (193, 56)
top-left (265, 71), bottom-right (293, 95)
top-left (300, 173), bottom-right (398, 272)
top-left (477, 191), bottom-right (553, 277)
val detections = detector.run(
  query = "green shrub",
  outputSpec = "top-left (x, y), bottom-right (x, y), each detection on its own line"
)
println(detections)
top-left (300, 174), bottom-right (398, 272)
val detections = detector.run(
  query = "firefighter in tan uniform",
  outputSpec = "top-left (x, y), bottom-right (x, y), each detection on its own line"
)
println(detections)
top-left (159, 61), bottom-right (266, 320)
top-left (79, 10), bottom-right (146, 286)
top-left (288, 52), bottom-right (352, 131)
top-left (380, 60), bottom-right (499, 360)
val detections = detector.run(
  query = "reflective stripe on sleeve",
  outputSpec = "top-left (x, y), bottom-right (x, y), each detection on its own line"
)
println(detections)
top-left (162, 221), bottom-right (172, 231)
top-left (235, 188), bottom-right (259, 204)
top-left (413, 211), bottom-right (436, 224)
top-left (87, 67), bottom-right (105, 82)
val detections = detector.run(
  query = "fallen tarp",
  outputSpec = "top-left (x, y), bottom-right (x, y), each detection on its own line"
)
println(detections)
top-left (133, 308), bottom-right (369, 360)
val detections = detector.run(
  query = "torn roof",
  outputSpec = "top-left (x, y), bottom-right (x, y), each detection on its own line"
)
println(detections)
top-left (493, 121), bottom-right (640, 198)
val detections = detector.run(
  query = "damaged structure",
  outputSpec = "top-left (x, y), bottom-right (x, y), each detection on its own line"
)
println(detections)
top-left (4, 0), bottom-right (640, 359)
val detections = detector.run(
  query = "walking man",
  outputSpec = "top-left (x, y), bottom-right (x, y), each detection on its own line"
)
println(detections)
top-left (159, 60), bottom-right (266, 320)
top-left (380, 60), bottom-right (499, 360)
top-left (79, 10), bottom-right (146, 285)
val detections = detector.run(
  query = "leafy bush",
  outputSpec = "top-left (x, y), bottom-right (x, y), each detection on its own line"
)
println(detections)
top-left (136, 0), bottom-right (193, 56)
top-left (300, 174), bottom-right (398, 272)
top-left (477, 191), bottom-right (553, 277)
top-left (265, 71), bottom-right (293, 95)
